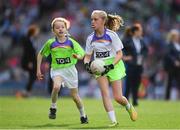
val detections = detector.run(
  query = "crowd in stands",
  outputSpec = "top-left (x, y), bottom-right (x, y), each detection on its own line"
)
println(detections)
top-left (0, 0), bottom-right (179, 99)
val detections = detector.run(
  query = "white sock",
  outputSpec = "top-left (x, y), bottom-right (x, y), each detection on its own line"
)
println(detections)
top-left (107, 111), bottom-right (117, 123)
top-left (79, 107), bottom-right (86, 117)
top-left (51, 103), bottom-right (57, 109)
top-left (126, 103), bottom-right (131, 110)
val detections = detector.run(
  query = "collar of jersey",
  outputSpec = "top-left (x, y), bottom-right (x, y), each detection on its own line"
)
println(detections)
top-left (55, 37), bottom-right (68, 44)
top-left (94, 28), bottom-right (106, 39)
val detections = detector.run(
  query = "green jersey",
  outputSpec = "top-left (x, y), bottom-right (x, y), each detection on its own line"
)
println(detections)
top-left (40, 37), bottom-right (85, 69)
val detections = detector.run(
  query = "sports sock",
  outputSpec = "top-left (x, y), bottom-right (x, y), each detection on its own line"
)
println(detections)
top-left (79, 107), bottom-right (86, 117)
top-left (125, 103), bottom-right (131, 110)
top-left (51, 103), bottom-right (57, 109)
top-left (107, 111), bottom-right (117, 123)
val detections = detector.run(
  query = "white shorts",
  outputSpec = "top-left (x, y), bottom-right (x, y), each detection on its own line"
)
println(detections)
top-left (50, 65), bottom-right (78, 89)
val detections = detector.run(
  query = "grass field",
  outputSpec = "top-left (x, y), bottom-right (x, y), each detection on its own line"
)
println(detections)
top-left (0, 96), bottom-right (180, 129)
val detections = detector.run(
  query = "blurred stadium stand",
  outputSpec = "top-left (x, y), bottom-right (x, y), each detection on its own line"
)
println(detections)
top-left (0, 0), bottom-right (179, 99)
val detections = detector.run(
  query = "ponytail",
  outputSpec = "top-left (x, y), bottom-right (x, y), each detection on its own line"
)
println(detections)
top-left (91, 10), bottom-right (124, 32)
top-left (105, 14), bottom-right (124, 32)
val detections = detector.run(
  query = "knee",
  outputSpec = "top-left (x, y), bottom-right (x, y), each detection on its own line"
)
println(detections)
top-left (114, 96), bottom-right (126, 104)
top-left (53, 84), bottom-right (60, 92)
top-left (114, 95), bottom-right (121, 103)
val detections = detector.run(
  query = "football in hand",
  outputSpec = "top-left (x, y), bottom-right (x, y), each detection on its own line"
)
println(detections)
top-left (90, 59), bottom-right (105, 75)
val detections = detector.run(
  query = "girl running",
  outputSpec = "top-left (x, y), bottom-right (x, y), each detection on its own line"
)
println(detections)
top-left (37, 17), bottom-right (88, 124)
top-left (84, 10), bottom-right (137, 127)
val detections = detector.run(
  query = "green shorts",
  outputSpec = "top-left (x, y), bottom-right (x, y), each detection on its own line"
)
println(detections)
top-left (95, 58), bottom-right (126, 82)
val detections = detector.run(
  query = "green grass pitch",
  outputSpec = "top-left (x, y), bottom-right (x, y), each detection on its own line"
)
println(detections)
top-left (0, 97), bottom-right (180, 129)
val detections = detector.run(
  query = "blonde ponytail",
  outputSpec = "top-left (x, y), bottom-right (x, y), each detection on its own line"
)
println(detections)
top-left (106, 14), bottom-right (124, 32)
top-left (91, 10), bottom-right (124, 32)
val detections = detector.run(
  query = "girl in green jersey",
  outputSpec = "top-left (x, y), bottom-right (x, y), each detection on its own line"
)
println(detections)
top-left (37, 17), bottom-right (88, 124)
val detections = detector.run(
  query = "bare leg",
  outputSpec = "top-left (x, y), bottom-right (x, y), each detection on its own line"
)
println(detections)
top-left (70, 88), bottom-right (88, 123)
top-left (49, 76), bottom-right (62, 119)
top-left (51, 76), bottom-right (62, 105)
top-left (97, 76), bottom-right (113, 111)
top-left (111, 80), bottom-right (129, 106)
top-left (97, 76), bottom-right (117, 123)
top-left (70, 88), bottom-right (86, 117)
top-left (112, 79), bottom-right (137, 121)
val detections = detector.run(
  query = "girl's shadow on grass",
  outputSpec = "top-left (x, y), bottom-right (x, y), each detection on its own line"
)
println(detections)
top-left (71, 126), bottom-right (111, 129)
top-left (23, 123), bottom-right (70, 128)
top-left (24, 123), bottom-right (110, 129)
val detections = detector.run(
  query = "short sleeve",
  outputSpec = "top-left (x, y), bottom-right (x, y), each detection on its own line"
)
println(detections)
top-left (111, 32), bottom-right (124, 52)
top-left (70, 38), bottom-right (85, 57)
top-left (85, 37), bottom-right (93, 55)
top-left (40, 39), bottom-right (51, 57)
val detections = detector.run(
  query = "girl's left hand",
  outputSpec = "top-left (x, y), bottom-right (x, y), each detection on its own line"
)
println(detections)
top-left (101, 64), bottom-right (114, 76)
top-left (72, 54), bottom-right (82, 59)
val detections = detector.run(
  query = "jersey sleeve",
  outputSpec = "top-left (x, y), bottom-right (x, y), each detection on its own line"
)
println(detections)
top-left (70, 38), bottom-right (85, 58)
top-left (40, 39), bottom-right (51, 57)
top-left (85, 36), bottom-right (93, 55)
top-left (111, 32), bottom-right (124, 52)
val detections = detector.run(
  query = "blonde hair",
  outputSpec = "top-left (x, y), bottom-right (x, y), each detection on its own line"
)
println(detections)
top-left (92, 10), bottom-right (124, 32)
top-left (51, 17), bottom-right (70, 30)
top-left (167, 29), bottom-right (179, 43)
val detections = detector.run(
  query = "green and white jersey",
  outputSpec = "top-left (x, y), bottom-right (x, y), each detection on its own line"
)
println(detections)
top-left (86, 29), bottom-right (126, 80)
top-left (40, 37), bottom-right (85, 69)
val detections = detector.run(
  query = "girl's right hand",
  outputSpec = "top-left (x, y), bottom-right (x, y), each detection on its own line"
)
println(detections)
top-left (36, 71), bottom-right (44, 80)
top-left (84, 62), bottom-right (93, 74)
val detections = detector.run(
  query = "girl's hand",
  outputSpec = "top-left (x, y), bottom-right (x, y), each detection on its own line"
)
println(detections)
top-left (72, 54), bottom-right (82, 59)
top-left (84, 62), bottom-right (93, 74)
top-left (101, 64), bottom-right (114, 76)
top-left (36, 71), bottom-right (44, 80)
